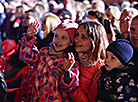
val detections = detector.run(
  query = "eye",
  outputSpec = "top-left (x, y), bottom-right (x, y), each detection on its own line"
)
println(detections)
top-left (54, 34), bottom-right (58, 38)
top-left (82, 35), bottom-right (87, 39)
top-left (61, 36), bottom-right (67, 40)
top-left (111, 56), bottom-right (115, 59)
top-left (75, 33), bottom-right (79, 38)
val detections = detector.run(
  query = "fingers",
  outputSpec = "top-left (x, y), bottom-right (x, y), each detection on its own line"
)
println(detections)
top-left (67, 52), bottom-right (75, 71)
top-left (33, 20), bottom-right (40, 29)
top-left (68, 52), bottom-right (75, 64)
top-left (68, 52), bottom-right (74, 60)
top-left (33, 20), bottom-right (40, 34)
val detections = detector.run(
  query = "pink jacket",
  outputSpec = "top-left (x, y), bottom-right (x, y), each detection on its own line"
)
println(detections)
top-left (19, 36), bottom-right (79, 102)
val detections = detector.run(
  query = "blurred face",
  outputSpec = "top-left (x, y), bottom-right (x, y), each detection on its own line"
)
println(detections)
top-left (41, 17), bottom-right (46, 31)
top-left (105, 51), bottom-right (123, 71)
top-left (53, 29), bottom-right (72, 52)
top-left (23, 12), bottom-right (35, 27)
top-left (130, 18), bottom-right (138, 48)
top-left (106, 10), bottom-right (113, 20)
top-left (75, 25), bottom-right (92, 52)
top-left (59, 13), bottom-right (71, 21)
top-left (120, 11), bottom-right (131, 37)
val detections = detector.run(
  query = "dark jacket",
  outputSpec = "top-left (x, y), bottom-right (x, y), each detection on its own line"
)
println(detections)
top-left (96, 65), bottom-right (138, 102)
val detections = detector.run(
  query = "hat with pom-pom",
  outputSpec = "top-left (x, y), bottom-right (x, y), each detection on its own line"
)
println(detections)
top-left (55, 19), bottom-right (78, 43)
top-left (106, 39), bottom-right (133, 65)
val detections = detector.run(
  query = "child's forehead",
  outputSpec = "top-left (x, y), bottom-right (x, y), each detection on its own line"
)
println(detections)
top-left (55, 29), bottom-right (69, 35)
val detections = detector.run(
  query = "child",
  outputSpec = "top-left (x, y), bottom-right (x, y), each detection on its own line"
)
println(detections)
top-left (19, 19), bottom-right (79, 101)
top-left (96, 39), bottom-right (138, 102)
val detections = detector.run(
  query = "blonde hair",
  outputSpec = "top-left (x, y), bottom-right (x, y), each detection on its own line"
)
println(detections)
top-left (42, 13), bottom-right (61, 38)
top-left (79, 20), bottom-right (109, 64)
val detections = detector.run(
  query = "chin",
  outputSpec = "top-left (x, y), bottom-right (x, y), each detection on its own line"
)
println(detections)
top-left (53, 46), bottom-right (63, 52)
top-left (105, 66), bottom-right (112, 71)
top-left (75, 48), bottom-right (84, 52)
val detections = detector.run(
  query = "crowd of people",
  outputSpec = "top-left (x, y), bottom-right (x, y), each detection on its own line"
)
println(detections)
top-left (0, 0), bottom-right (138, 102)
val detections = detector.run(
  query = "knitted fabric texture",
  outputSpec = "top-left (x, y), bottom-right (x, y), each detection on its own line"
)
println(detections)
top-left (106, 39), bottom-right (133, 65)
top-left (55, 19), bottom-right (78, 43)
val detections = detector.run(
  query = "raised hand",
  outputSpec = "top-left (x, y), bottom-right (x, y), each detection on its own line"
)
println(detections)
top-left (54, 52), bottom-right (75, 79)
top-left (27, 20), bottom-right (40, 37)
top-left (63, 52), bottom-right (75, 71)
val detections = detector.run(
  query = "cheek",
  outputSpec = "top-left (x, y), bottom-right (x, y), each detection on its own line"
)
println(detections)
top-left (83, 41), bottom-right (92, 51)
top-left (64, 40), bottom-right (71, 46)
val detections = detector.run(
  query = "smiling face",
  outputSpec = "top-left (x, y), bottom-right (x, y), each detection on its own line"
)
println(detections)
top-left (75, 25), bottom-right (92, 52)
top-left (53, 29), bottom-right (72, 52)
top-left (105, 51), bottom-right (123, 71)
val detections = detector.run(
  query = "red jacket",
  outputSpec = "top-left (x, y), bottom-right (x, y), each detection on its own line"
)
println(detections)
top-left (69, 61), bottom-right (104, 102)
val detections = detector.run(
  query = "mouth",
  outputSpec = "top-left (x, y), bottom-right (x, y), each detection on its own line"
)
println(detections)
top-left (75, 44), bottom-right (82, 47)
top-left (55, 43), bottom-right (62, 47)
top-left (105, 63), bottom-right (109, 67)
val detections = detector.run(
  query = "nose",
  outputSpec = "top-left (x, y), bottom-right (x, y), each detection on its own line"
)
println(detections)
top-left (75, 36), bottom-right (80, 43)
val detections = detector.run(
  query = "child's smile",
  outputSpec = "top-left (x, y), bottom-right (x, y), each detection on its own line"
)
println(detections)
top-left (54, 42), bottom-right (63, 48)
top-left (53, 29), bottom-right (72, 52)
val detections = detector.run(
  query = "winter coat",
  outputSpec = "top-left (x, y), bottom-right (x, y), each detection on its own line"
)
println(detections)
top-left (96, 65), bottom-right (138, 102)
top-left (19, 36), bottom-right (79, 102)
top-left (69, 61), bottom-right (103, 102)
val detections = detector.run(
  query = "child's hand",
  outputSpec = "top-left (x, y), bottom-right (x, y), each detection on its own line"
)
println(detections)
top-left (27, 20), bottom-right (40, 37)
top-left (63, 52), bottom-right (75, 71)
top-left (54, 52), bottom-right (75, 79)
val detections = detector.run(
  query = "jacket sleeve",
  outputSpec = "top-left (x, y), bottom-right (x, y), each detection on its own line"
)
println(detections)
top-left (69, 86), bottom-right (88, 102)
top-left (19, 35), bottom-right (39, 66)
top-left (60, 63), bottom-right (79, 93)
top-left (88, 71), bottom-right (102, 102)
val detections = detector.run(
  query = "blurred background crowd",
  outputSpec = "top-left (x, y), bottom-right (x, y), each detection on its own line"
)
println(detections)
top-left (0, 0), bottom-right (138, 101)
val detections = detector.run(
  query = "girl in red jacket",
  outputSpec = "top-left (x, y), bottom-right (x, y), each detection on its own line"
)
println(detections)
top-left (19, 19), bottom-right (79, 102)
top-left (69, 20), bottom-right (109, 102)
